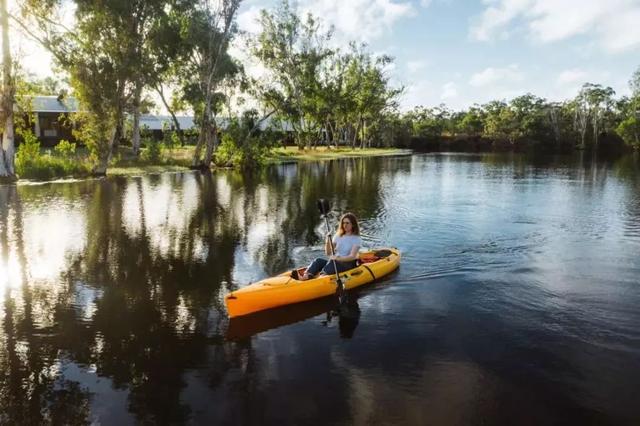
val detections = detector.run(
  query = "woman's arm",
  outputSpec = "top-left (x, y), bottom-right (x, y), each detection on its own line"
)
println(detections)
top-left (324, 234), bottom-right (334, 256)
top-left (331, 244), bottom-right (360, 262)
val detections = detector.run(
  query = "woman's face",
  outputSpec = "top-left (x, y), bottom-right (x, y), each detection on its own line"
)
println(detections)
top-left (342, 218), bottom-right (353, 234)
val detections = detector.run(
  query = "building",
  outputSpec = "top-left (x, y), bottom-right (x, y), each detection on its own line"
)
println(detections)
top-left (26, 96), bottom-right (198, 146)
top-left (23, 95), bottom-right (292, 145)
top-left (30, 95), bottom-right (79, 146)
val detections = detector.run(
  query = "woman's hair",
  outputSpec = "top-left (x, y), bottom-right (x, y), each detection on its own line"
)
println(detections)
top-left (336, 212), bottom-right (360, 236)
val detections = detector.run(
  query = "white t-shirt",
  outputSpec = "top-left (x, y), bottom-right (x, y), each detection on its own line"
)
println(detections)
top-left (332, 234), bottom-right (362, 258)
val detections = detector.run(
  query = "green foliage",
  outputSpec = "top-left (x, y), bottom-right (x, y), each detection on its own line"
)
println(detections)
top-left (162, 125), bottom-right (180, 153)
top-left (72, 112), bottom-right (111, 168)
top-left (142, 137), bottom-right (164, 163)
top-left (16, 131), bottom-right (42, 170)
top-left (251, 1), bottom-right (401, 150)
top-left (457, 107), bottom-right (485, 136)
top-left (215, 134), bottom-right (268, 169)
top-left (16, 132), bottom-right (90, 180)
top-left (616, 117), bottom-right (640, 148)
top-left (54, 140), bottom-right (77, 158)
top-left (214, 114), bottom-right (272, 169)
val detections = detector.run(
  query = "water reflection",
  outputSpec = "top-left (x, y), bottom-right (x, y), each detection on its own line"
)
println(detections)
top-left (0, 153), bottom-right (639, 424)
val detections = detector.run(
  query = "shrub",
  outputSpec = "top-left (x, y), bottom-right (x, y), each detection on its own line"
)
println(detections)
top-left (141, 137), bottom-right (164, 163)
top-left (214, 133), bottom-right (268, 169)
top-left (54, 139), bottom-right (77, 158)
top-left (16, 132), bottom-right (90, 180)
top-left (16, 131), bottom-right (42, 170)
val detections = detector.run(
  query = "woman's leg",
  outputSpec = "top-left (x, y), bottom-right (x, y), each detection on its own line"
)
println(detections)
top-left (301, 258), bottom-right (328, 280)
top-left (322, 260), bottom-right (357, 275)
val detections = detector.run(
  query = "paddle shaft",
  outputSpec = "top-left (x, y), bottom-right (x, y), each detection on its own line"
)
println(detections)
top-left (323, 214), bottom-right (345, 296)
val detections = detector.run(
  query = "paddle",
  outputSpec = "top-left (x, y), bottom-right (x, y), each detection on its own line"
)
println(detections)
top-left (317, 198), bottom-right (347, 303)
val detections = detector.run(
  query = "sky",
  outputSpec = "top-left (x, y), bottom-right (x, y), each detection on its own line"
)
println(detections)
top-left (14, 0), bottom-right (640, 111)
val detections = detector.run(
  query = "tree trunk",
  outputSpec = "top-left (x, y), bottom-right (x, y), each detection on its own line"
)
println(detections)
top-left (592, 111), bottom-right (598, 148)
top-left (361, 120), bottom-right (367, 149)
top-left (155, 84), bottom-right (186, 146)
top-left (132, 83), bottom-right (142, 156)
top-left (0, 0), bottom-right (16, 182)
top-left (191, 116), bottom-right (206, 168)
top-left (94, 100), bottom-right (123, 175)
top-left (352, 122), bottom-right (360, 149)
top-left (192, 103), bottom-right (212, 169)
top-left (203, 121), bottom-right (218, 167)
top-left (94, 124), bottom-right (119, 175)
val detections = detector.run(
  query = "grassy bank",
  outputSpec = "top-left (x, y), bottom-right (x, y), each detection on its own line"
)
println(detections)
top-left (14, 145), bottom-right (409, 182)
top-left (268, 146), bottom-right (409, 162)
top-left (107, 146), bottom-right (193, 176)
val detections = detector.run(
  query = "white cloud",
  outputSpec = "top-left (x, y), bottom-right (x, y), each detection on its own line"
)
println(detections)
top-left (400, 80), bottom-right (434, 110)
top-left (469, 64), bottom-right (524, 87)
top-left (237, 5), bottom-right (263, 34)
top-left (407, 60), bottom-right (427, 73)
top-left (301, 0), bottom-right (416, 43)
top-left (556, 68), bottom-right (588, 85)
top-left (470, 0), bottom-right (640, 53)
top-left (420, 0), bottom-right (432, 7)
top-left (440, 82), bottom-right (458, 100)
top-left (237, 1), bottom-right (416, 46)
top-left (598, 7), bottom-right (640, 52)
top-left (470, 0), bottom-right (530, 41)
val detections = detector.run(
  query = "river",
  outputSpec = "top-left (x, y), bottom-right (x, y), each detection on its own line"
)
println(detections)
top-left (0, 152), bottom-right (639, 425)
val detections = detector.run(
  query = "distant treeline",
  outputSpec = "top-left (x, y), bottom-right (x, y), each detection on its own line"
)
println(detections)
top-left (385, 81), bottom-right (640, 154)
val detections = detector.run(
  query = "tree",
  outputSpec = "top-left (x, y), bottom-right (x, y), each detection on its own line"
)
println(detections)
top-left (180, 0), bottom-right (242, 169)
top-left (615, 67), bottom-right (640, 148)
top-left (20, 0), bottom-right (186, 173)
top-left (583, 83), bottom-right (615, 148)
top-left (0, 0), bottom-right (16, 182)
top-left (251, 0), bottom-right (332, 149)
top-left (457, 106), bottom-right (485, 136)
top-left (483, 100), bottom-right (519, 142)
top-left (509, 93), bottom-right (550, 141)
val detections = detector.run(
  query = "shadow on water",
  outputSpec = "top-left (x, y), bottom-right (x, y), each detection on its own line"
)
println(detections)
top-left (226, 295), bottom-right (362, 341)
top-left (226, 266), bottom-right (400, 341)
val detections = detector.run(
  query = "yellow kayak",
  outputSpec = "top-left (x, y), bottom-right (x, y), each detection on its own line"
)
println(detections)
top-left (225, 248), bottom-right (401, 318)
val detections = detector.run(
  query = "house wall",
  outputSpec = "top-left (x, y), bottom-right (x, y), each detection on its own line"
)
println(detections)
top-left (35, 112), bottom-right (76, 147)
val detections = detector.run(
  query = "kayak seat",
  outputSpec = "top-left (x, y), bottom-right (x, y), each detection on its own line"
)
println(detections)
top-left (357, 255), bottom-right (379, 265)
top-left (291, 267), bottom-right (307, 280)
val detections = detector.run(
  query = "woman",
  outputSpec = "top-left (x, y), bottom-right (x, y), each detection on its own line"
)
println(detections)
top-left (299, 212), bottom-right (362, 281)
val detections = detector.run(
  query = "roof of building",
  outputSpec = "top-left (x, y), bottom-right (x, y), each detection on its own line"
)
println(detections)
top-left (139, 115), bottom-right (197, 130)
top-left (25, 96), bottom-right (294, 132)
top-left (30, 96), bottom-right (80, 113)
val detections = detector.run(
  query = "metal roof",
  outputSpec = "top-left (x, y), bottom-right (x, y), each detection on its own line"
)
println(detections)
top-left (29, 96), bottom-right (80, 113)
top-left (25, 96), bottom-right (293, 132)
top-left (139, 115), bottom-right (196, 130)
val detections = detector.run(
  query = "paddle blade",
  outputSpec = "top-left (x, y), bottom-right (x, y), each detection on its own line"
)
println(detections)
top-left (317, 198), bottom-right (331, 215)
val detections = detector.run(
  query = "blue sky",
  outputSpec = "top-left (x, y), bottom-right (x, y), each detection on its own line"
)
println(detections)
top-left (16, 0), bottom-right (640, 112)
top-left (238, 0), bottom-right (640, 110)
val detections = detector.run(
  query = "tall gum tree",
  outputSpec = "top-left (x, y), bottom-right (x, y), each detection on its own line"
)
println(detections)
top-left (251, 0), bottom-right (333, 149)
top-left (183, 0), bottom-right (242, 170)
top-left (0, 0), bottom-right (16, 182)
top-left (19, 0), bottom-right (185, 173)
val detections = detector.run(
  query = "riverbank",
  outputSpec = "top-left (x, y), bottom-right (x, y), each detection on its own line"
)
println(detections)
top-left (10, 146), bottom-right (410, 182)
top-left (108, 146), bottom-right (410, 175)
top-left (267, 146), bottom-right (410, 162)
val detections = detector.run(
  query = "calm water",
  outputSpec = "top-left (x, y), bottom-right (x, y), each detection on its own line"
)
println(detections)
top-left (1, 153), bottom-right (639, 425)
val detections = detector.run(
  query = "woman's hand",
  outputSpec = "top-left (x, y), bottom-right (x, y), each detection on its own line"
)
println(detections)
top-left (329, 255), bottom-right (337, 261)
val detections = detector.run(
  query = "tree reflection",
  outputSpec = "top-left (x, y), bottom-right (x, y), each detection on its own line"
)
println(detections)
top-left (0, 184), bottom-right (92, 424)
top-left (0, 156), bottom-right (398, 423)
